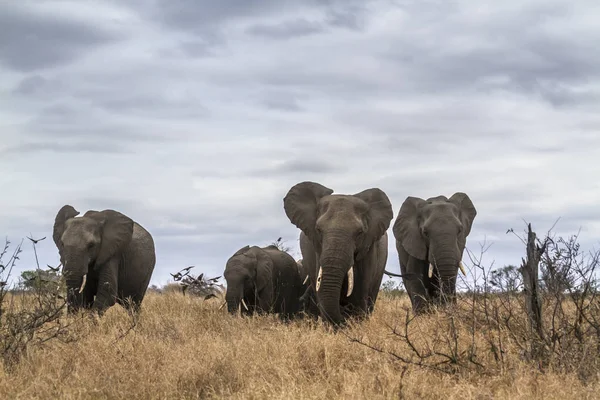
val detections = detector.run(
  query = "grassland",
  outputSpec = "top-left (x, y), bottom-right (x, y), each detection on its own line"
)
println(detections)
top-left (1, 291), bottom-right (598, 399)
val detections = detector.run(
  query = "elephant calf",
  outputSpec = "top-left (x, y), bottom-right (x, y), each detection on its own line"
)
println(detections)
top-left (223, 245), bottom-right (304, 320)
top-left (53, 205), bottom-right (156, 315)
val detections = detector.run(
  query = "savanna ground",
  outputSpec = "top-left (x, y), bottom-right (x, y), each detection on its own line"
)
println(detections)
top-left (2, 226), bottom-right (600, 399)
top-left (1, 290), bottom-right (599, 400)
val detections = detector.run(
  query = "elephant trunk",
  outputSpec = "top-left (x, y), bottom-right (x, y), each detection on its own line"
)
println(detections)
top-left (225, 285), bottom-right (251, 315)
top-left (62, 254), bottom-right (89, 313)
top-left (316, 232), bottom-right (355, 325)
top-left (431, 245), bottom-right (460, 303)
top-left (225, 290), bottom-right (242, 315)
top-left (316, 268), bottom-right (346, 324)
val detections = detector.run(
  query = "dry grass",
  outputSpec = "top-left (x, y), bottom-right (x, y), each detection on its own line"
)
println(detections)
top-left (1, 292), bottom-right (599, 400)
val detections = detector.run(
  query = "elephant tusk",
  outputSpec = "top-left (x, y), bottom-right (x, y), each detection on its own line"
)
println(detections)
top-left (316, 267), bottom-right (323, 292)
top-left (79, 274), bottom-right (87, 294)
top-left (218, 301), bottom-right (226, 310)
top-left (241, 298), bottom-right (249, 311)
top-left (346, 266), bottom-right (354, 297)
top-left (459, 261), bottom-right (466, 276)
top-left (428, 264), bottom-right (434, 279)
top-left (303, 275), bottom-right (309, 285)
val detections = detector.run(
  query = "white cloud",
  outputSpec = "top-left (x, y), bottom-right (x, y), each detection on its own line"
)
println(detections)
top-left (1, 0), bottom-right (599, 286)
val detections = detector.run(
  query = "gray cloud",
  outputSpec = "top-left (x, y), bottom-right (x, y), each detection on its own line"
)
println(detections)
top-left (1, 0), bottom-right (599, 288)
top-left (253, 158), bottom-right (344, 176)
top-left (261, 90), bottom-right (305, 112)
top-left (0, 3), bottom-right (123, 71)
top-left (246, 19), bottom-right (325, 39)
top-left (0, 142), bottom-right (132, 156)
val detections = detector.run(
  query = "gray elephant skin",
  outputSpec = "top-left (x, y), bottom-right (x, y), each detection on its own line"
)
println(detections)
top-left (295, 252), bottom-right (319, 317)
top-left (223, 244), bottom-right (304, 320)
top-left (53, 205), bottom-right (156, 314)
top-left (283, 181), bottom-right (393, 325)
top-left (391, 193), bottom-right (476, 314)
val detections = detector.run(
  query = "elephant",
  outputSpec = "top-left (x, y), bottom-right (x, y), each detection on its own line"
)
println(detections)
top-left (296, 258), bottom-right (308, 284)
top-left (52, 205), bottom-right (156, 315)
top-left (389, 193), bottom-right (477, 314)
top-left (295, 246), bottom-right (320, 319)
top-left (283, 181), bottom-right (394, 325)
top-left (223, 244), bottom-right (304, 320)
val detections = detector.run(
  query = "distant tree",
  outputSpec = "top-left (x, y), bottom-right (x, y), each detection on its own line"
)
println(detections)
top-left (380, 279), bottom-right (405, 297)
top-left (19, 269), bottom-right (62, 291)
top-left (489, 265), bottom-right (522, 293)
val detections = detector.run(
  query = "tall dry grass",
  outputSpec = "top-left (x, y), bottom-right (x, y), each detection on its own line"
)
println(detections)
top-left (1, 291), bottom-right (598, 399)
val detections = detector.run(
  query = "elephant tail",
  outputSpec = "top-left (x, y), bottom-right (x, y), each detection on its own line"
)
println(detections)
top-left (383, 270), bottom-right (416, 279)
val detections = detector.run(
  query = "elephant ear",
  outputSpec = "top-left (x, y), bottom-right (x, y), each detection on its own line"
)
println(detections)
top-left (392, 196), bottom-right (428, 260)
top-left (251, 247), bottom-right (273, 293)
top-left (283, 181), bottom-right (333, 240)
top-left (85, 209), bottom-right (134, 266)
top-left (353, 188), bottom-right (394, 245)
top-left (53, 205), bottom-right (80, 249)
top-left (449, 192), bottom-right (477, 251)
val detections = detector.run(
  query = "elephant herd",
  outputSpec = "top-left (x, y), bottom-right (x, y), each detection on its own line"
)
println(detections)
top-left (52, 181), bottom-right (477, 326)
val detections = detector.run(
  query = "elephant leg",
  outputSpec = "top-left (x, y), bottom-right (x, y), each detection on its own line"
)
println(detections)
top-left (300, 286), bottom-right (319, 320)
top-left (241, 300), bottom-right (254, 317)
top-left (92, 260), bottom-right (118, 315)
top-left (116, 295), bottom-right (142, 314)
top-left (426, 274), bottom-right (443, 306)
top-left (401, 257), bottom-right (430, 315)
top-left (277, 291), bottom-right (297, 321)
top-left (239, 292), bottom-right (256, 317)
top-left (256, 287), bottom-right (274, 314)
top-left (81, 276), bottom-right (98, 309)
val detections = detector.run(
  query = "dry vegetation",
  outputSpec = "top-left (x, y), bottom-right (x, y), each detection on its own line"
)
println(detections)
top-left (1, 292), bottom-right (599, 399)
top-left (1, 225), bottom-right (599, 399)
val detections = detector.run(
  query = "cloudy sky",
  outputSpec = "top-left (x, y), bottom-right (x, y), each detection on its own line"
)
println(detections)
top-left (1, 0), bottom-right (599, 288)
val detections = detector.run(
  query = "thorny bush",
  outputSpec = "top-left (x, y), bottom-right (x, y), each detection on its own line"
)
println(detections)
top-left (0, 237), bottom-right (76, 370)
top-left (349, 223), bottom-right (600, 383)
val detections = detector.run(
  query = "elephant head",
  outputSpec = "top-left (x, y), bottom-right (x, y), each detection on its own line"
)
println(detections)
top-left (53, 205), bottom-right (134, 312)
top-left (223, 245), bottom-right (273, 315)
top-left (283, 181), bottom-right (393, 324)
top-left (393, 193), bottom-right (476, 304)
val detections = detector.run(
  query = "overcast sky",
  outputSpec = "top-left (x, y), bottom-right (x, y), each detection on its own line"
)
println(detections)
top-left (1, 0), bottom-right (599, 288)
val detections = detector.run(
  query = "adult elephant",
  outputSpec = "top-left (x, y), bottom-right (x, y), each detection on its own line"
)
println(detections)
top-left (223, 244), bottom-right (303, 320)
top-left (283, 181), bottom-right (393, 325)
top-left (53, 205), bottom-right (156, 315)
top-left (389, 193), bottom-right (477, 314)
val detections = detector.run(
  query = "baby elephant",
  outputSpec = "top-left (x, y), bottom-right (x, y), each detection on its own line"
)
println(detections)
top-left (223, 244), bottom-right (303, 320)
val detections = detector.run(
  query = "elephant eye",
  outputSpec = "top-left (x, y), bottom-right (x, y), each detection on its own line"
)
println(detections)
top-left (87, 242), bottom-right (94, 249)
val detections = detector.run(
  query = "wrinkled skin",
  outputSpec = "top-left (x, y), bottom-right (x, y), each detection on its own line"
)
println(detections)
top-left (283, 181), bottom-right (393, 326)
top-left (390, 193), bottom-right (477, 314)
top-left (53, 205), bottom-right (156, 315)
top-left (295, 249), bottom-right (320, 318)
top-left (223, 245), bottom-right (303, 320)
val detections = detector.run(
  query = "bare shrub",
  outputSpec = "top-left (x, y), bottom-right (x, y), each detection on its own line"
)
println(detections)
top-left (0, 237), bottom-right (77, 370)
top-left (350, 222), bottom-right (600, 382)
top-left (169, 266), bottom-right (225, 300)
